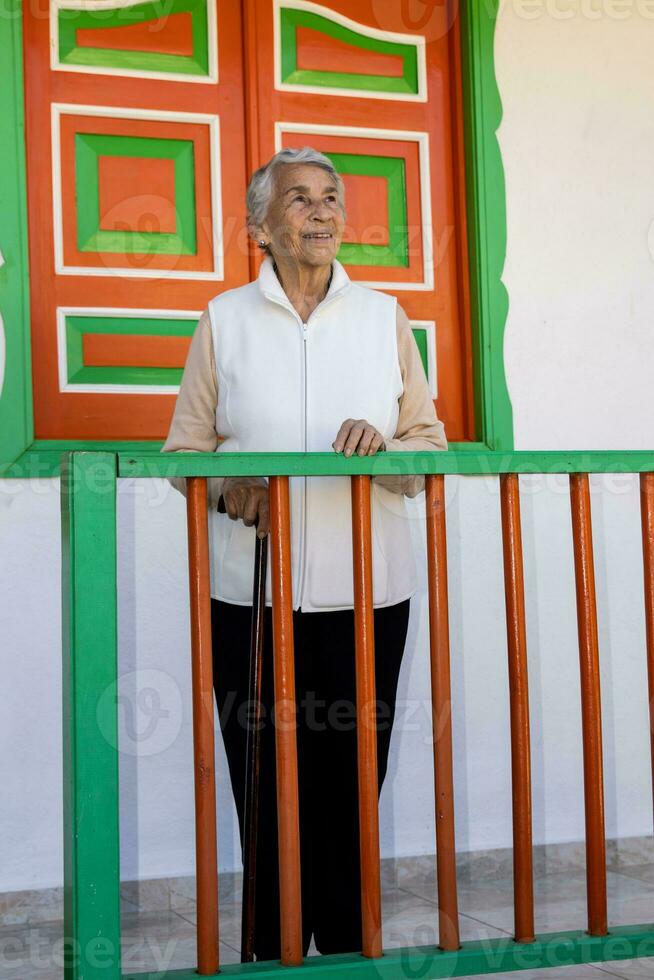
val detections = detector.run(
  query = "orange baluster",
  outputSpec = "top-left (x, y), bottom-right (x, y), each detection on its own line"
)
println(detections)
top-left (569, 473), bottom-right (608, 937)
top-left (425, 475), bottom-right (460, 952)
top-left (186, 478), bottom-right (219, 975)
top-left (640, 473), bottom-right (654, 827)
top-left (500, 473), bottom-right (535, 944)
top-left (351, 475), bottom-right (383, 959)
top-left (269, 476), bottom-right (303, 966)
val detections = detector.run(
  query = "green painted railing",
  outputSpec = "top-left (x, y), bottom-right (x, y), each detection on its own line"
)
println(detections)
top-left (61, 450), bottom-right (654, 980)
top-left (119, 449), bottom-right (654, 478)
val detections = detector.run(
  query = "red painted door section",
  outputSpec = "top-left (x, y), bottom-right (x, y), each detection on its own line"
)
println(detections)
top-left (22, 0), bottom-right (473, 442)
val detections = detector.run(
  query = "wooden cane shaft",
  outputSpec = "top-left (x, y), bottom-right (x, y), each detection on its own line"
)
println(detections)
top-left (241, 534), bottom-right (268, 963)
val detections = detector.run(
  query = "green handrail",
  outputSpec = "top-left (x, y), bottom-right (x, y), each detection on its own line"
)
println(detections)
top-left (120, 448), bottom-right (654, 478)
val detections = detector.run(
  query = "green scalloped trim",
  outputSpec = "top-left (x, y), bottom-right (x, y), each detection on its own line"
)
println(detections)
top-left (460, 0), bottom-right (513, 449)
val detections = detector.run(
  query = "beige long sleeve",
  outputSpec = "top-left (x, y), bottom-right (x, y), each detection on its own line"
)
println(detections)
top-left (162, 309), bottom-right (229, 508)
top-left (162, 302), bottom-right (447, 499)
top-left (375, 303), bottom-right (448, 495)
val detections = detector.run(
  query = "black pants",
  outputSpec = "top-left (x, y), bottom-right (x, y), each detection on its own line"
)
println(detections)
top-left (211, 598), bottom-right (410, 961)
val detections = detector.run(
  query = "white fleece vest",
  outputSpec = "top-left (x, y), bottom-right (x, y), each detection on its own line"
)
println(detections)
top-left (207, 256), bottom-right (417, 612)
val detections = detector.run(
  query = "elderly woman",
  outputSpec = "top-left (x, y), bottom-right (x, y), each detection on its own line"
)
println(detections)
top-left (164, 147), bottom-right (447, 961)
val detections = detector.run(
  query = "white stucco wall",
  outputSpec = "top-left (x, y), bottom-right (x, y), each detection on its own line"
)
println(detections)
top-left (2, 1), bottom-right (654, 891)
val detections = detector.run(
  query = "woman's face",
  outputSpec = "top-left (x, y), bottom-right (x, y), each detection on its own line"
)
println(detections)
top-left (259, 163), bottom-right (345, 269)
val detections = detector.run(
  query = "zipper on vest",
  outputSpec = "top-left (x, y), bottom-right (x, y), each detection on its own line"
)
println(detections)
top-left (269, 302), bottom-right (311, 609)
top-left (262, 292), bottom-right (344, 608)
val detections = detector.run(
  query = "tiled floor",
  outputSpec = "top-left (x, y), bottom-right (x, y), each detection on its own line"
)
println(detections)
top-left (1, 864), bottom-right (653, 979)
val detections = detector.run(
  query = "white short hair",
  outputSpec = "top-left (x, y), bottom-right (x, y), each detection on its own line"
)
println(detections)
top-left (246, 147), bottom-right (346, 228)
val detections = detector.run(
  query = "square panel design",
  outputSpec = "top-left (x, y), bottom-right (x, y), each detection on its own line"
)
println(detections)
top-left (275, 122), bottom-right (433, 289)
top-left (52, 104), bottom-right (223, 280)
top-left (274, 0), bottom-right (426, 101)
top-left (57, 307), bottom-right (200, 393)
top-left (76, 133), bottom-right (197, 255)
top-left (328, 153), bottom-right (407, 268)
top-left (52, 0), bottom-right (218, 84)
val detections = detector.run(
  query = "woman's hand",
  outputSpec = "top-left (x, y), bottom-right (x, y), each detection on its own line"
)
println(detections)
top-left (221, 477), bottom-right (270, 538)
top-left (332, 419), bottom-right (386, 457)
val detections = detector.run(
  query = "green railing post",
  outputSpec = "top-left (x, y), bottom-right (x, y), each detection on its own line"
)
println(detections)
top-left (61, 451), bottom-right (121, 980)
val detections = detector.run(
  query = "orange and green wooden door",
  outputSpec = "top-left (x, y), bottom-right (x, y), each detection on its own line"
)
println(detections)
top-left (22, 0), bottom-right (475, 444)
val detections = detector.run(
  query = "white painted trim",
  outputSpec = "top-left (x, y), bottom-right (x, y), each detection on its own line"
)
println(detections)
top-left (51, 103), bottom-right (224, 281)
top-left (56, 305), bottom-right (202, 394)
top-left (50, 0), bottom-right (219, 85)
top-left (410, 319), bottom-right (437, 398)
top-left (52, 101), bottom-right (221, 125)
top-left (275, 121), bottom-right (434, 290)
top-left (62, 383), bottom-right (183, 394)
top-left (273, 0), bottom-right (426, 102)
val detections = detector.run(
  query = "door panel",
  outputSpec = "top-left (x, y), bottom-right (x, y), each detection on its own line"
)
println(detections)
top-left (22, 0), bottom-right (473, 443)
top-left (23, 0), bottom-right (247, 440)
top-left (244, 0), bottom-right (472, 440)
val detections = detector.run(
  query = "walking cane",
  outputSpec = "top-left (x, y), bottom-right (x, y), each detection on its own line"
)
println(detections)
top-left (217, 495), bottom-right (267, 962)
top-left (241, 526), bottom-right (267, 961)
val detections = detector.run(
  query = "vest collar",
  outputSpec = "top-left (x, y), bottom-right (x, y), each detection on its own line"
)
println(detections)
top-left (257, 255), bottom-right (351, 317)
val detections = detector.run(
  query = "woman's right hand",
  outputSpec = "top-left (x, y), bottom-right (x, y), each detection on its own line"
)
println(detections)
top-left (220, 477), bottom-right (270, 539)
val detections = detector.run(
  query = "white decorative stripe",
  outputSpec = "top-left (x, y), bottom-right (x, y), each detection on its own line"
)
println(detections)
top-left (52, 101), bottom-right (221, 124)
top-left (273, 0), bottom-right (427, 102)
top-left (56, 305), bottom-right (201, 394)
top-left (60, 383), bottom-right (182, 394)
top-left (275, 121), bottom-right (434, 291)
top-left (50, 0), bottom-right (219, 84)
top-left (410, 319), bottom-right (437, 397)
top-left (51, 103), bottom-right (224, 282)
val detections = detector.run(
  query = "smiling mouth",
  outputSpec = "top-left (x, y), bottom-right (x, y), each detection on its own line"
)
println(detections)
top-left (302, 232), bottom-right (333, 240)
